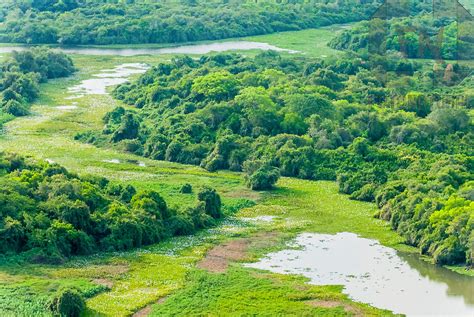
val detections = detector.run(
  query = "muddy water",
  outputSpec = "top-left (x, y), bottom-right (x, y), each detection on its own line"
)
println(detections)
top-left (246, 232), bottom-right (474, 316)
top-left (0, 41), bottom-right (297, 56)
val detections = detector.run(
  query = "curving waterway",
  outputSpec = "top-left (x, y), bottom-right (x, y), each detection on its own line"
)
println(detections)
top-left (0, 41), bottom-right (297, 56)
top-left (246, 232), bottom-right (474, 317)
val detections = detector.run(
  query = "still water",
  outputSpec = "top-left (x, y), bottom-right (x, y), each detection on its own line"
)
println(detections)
top-left (67, 63), bottom-right (149, 98)
top-left (246, 232), bottom-right (474, 316)
top-left (0, 41), bottom-right (296, 56)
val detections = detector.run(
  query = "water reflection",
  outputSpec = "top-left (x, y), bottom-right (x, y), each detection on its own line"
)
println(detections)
top-left (0, 41), bottom-right (297, 56)
top-left (246, 232), bottom-right (474, 316)
top-left (68, 63), bottom-right (149, 98)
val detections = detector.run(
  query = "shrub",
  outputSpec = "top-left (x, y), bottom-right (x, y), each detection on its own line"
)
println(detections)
top-left (180, 183), bottom-right (193, 194)
top-left (197, 187), bottom-right (222, 219)
top-left (2, 100), bottom-right (29, 116)
top-left (47, 287), bottom-right (85, 317)
top-left (243, 160), bottom-right (280, 191)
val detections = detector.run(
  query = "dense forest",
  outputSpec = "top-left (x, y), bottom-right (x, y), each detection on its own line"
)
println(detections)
top-left (329, 15), bottom-right (474, 60)
top-left (0, 151), bottom-right (224, 263)
top-left (77, 51), bottom-right (473, 266)
top-left (0, 0), bottom-right (381, 45)
top-left (0, 48), bottom-right (75, 130)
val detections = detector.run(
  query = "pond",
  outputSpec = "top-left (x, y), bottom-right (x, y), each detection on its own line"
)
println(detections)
top-left (67, 63), bottom-right (149, 98)
top-left (0, 41), bottom-right (297, 56)
top-left (246, 232), bottom-right (474, 316)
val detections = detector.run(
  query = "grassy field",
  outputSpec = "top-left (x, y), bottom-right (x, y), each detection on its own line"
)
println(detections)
top-left (245, 24), bottom-right (350, 58)
top-left (0, 28), bottom-right (470, 316)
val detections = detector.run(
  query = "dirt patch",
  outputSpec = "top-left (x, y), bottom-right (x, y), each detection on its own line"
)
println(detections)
top-left (198, 239), bottom-right (250, 273)
top-left (92, 278), bottom-right (114, 289)
top-left (222, 188), bottom-right (261, 201)
top-left (132, 296), bottom-right (168, 317)
top-left (306, 300), bottom-right (364, 317)
top-left (198, 232), bottom-right (280, 273)
top-left (132, 305), bottom-right (152, 317)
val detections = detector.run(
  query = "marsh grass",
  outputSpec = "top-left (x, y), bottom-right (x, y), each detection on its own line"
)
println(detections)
top-left (244, 24), bottom-right (351, 58)
top-left (148, 268), bottom-right (393, 316)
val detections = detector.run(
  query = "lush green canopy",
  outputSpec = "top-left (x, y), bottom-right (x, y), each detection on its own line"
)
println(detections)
top-left (77, 51), bottom-right (473, 265)
top-left (0, 0), bottom-right (379, 45)
top-left (0, 48), bottom-right (75, 126)
top-left (0, 152), bottom-right (223, 262)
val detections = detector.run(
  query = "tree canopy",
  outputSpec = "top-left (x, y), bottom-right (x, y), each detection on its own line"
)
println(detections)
top-left (77, 50), bottom-right (474, 266)
top-left (0, 152), bottom-right (223, 263)
top-left (0, 0), bottom-right (380, 45)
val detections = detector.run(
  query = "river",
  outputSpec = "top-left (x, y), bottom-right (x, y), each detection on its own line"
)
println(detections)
top-left (0, 41), bottom-right (297, 56)
top-left (246, 232), bottom-right (474, 316)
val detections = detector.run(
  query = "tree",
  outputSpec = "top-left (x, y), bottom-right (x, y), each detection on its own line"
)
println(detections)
top-left (192, 71), bottom-right (239, 101)
top-left (111, 113), bottom-right (140, 142)
top-left (197, 187), bottom-right (222, 219)
top-left (48, 287), bottom-right (85, 317)
top-left (243, 160), bottom-right (280, 191)
top-left (400, 92), bottom-right (431, 117)
top-left (235, 87), bottom-right (281, 136)
top-left (285, 93), bottom-right (335, 118)
top-left (131, 190), bottom-right (169, 219)
top-left (2, 100), bottom-right (29, 116)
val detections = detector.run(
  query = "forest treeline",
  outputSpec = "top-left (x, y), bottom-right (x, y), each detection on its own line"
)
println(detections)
top-left (0, 48), bottom-right (75, 130)
top-left (77, 51), bottom-right (473, 266)
top-left (329, 15), bottom-right (474, 60)
top-left (0, 152), bottom-right (225, 263)
top-left (0, 0), bottom-right (380, 45)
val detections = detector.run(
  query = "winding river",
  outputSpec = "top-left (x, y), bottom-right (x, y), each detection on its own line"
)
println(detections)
top-left (0, 41), bottom-right (297, 56)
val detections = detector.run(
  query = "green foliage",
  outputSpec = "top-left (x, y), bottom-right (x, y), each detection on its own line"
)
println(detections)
top-left (243, 159), bottom-right (280, 190)
top-left (80, 50), bottom-right (474, 266)
top-left (0, 1), bottom-right (380, 45)
top-left (0, 47), bottom-right (75, 118)
top-left (329, 14), bottom-right (474, 60)
top-left (197, 186), bottom-right (222, 219)
top-left (180, 183), bottom-right (193, 194)
top-left (47, 287), bottom-right (85, 317)
top-left (0, 152), bottom-right (223, 262)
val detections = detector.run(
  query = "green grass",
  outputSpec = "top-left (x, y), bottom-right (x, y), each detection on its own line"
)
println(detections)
top-left (244, 24), bottom-right (351, 58)
top-left (240, 178), bottom-right (408, 249)
top-left (149, 268), bottom-right (393, 317)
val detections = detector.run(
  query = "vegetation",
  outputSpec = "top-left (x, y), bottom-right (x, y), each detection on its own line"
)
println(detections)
top-left (0, 0), bottom-right (380, 45)
top-left (149, 268), bottom-right (391, 316)
top-left (78, 50), bottom-right (473, 266)
top-left (0, 47), bottom-right (75, 119)
top-left (244, 159), bottom-right (280, 190)
top-left (0, 4), bottom-right (472, 315)
top-left (329, 15), bottom-right (474, 60)
top-left (47, 287), bottom-right (85, 317)
top-left (0, 151), bottom-right (223, 263)
top-left (0, 178), bottom-right (403, 317)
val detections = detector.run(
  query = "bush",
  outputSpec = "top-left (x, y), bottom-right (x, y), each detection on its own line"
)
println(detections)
top-left (197, 187), bottom-right (222, 219)
top-left (47, 287), bottom-right (85, 317)
top-left (2, 100), bottom-right (29, 116)
top-left (180, 183), bottom-right (193, 194)
top-left (243, 160), bottom-right (280, 191)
